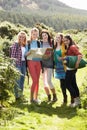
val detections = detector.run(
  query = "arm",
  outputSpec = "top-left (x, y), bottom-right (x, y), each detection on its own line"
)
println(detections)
top-left (11, 43), bottom-right (17, 58)
top-left (75, 55), bottom-right (82, 69)
top-left (69, 45), bottom-right (82, 68)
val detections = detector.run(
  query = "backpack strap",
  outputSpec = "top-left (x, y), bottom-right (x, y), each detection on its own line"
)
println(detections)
top-left (27, 40), bottom-right (40, 50)
top-left (37, 40), bottom-right (40, 48)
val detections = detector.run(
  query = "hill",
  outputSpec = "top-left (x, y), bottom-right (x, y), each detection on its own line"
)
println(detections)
top-left (0, 0), bottom-right (87, 31)
top-left (0, 0), bottom-right (70, 11)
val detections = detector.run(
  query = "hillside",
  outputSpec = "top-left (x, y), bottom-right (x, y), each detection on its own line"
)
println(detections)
top-left (0, 0), bottom-right (70, 11)
top-left (0, 0), bottom-right (87, 31)
top-left (0, 0), bottom-right (87, 14)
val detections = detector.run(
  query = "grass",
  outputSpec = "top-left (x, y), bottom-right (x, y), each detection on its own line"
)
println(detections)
top-left (0, 68), bottom-right (87, 130)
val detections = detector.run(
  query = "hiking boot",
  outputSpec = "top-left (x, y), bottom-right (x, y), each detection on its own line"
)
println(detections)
top-left (48, 94), bottom-right (51, 102)
top-left (52, 94), bottom-right (57, 102)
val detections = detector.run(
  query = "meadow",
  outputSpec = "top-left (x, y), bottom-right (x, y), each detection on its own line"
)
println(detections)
top-left (0, 67), bottom-right (87, 130)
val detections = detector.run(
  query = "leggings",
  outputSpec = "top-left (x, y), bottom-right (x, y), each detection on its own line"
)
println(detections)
top-left (27, 60), bottom-right (41, 94)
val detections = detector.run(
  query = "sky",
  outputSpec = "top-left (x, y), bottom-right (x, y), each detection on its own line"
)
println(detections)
top-left (59, 0), bottom-right (87, 10)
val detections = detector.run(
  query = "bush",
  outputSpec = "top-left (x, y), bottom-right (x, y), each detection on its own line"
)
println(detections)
top-left (0, 53), bottom-right (21, 106)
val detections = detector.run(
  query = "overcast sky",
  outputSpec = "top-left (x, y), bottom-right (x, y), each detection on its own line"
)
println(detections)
top-left (59, 0), bottom-right (87, 10)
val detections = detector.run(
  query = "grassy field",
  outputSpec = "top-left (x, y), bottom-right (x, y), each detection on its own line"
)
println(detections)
top-left (0, 68), bottom-right (87, 130)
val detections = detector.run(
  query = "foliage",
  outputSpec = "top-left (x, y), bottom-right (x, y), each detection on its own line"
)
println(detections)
top-left (35, 23), bottom-right (55, 39)
top-left (0, 21), bottom-right (22, 40)
top-left (0, 10), bottom-right (87, 32)
top-left (0, 53), bottom-right (21, 106)
top-left (0, 21), bottom-right (30, 52)
top-left (0, 0), bottom-right (87, 31)
top-left (2, 41), bottom-right (11, 57)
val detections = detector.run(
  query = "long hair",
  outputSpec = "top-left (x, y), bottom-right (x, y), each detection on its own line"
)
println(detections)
top-left (41, 30), bottom-right (52, 46)
top-left (27, 27), bottom-right (39, 44)
top-left (17, 31), bottom-right (27, 46)
top-left (64, 35), bottom-right (79, 52)
top-left (64, 35), bottom-right (76, 48)
top-left (54, 33), bottom-right (64, 49)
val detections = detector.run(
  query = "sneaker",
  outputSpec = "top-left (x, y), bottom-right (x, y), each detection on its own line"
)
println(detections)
top-left (69, 97), bottom-right (81, 108)
top-left (30, 99), bottom-right (41, 105)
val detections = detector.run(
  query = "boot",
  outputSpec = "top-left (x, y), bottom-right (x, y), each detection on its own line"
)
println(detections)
top-left (48, 94), bottom-right (51, 102)
top-left (52, 94), bottom-right (57, 102)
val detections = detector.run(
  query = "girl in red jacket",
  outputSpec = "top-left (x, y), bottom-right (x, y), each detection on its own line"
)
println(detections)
top-left (63, 35), bottom-right (82, 107)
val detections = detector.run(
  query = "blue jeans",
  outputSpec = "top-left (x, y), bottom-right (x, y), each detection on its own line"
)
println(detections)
top-left (14, 61), bottom-right (26, 98)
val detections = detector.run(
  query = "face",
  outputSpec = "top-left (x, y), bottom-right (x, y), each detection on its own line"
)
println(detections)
top-left (31, 30), bottom-right (38, 40)
top-left (42, 32), bottom-right (48, 42)
top-left (63, 37), bottom-right (70, 46)
top-left (18, 33), bottom-right (26, 45)
top-left (55, 34), bottom-right (62, 44)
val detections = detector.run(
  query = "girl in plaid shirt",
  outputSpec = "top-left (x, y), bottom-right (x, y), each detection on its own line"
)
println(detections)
top-left (11, 31), bottom-right (27, 101)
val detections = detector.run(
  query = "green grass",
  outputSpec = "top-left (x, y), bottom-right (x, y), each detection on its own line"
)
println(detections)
top-left (0, 68), bottom-right (87, 130)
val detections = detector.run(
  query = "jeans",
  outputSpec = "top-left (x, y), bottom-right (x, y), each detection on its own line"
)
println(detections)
top-left (65, 69), bottom-right (80, 98)
top-left (14, 61), bottom-right (26, 98)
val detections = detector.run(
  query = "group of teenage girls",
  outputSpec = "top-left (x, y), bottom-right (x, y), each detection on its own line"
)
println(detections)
top-left (11, 27), bottom-right (82, 107)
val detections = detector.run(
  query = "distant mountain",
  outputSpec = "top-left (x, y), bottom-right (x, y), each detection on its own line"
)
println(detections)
top-left (0, 0), bottom-right (87, 14)
top-left (0, 0), bottom-right (69, 11)
top-left (0, 0), bottom-right (87, 31)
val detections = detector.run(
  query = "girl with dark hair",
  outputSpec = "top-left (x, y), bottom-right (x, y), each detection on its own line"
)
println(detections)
top-left (41, 30), bottom-right (57, 102)
top-left (63, 35), bottom-right (82, 107)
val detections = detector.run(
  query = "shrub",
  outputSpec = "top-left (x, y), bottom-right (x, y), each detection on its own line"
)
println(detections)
top-left (0, 53), bottom-right (21, 107)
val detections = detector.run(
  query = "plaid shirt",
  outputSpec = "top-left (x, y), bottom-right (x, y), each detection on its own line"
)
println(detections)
top-left (11, 43), bottom-right (22, 66)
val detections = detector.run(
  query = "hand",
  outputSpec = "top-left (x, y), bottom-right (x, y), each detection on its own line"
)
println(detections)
top-left (77, 55), bottom-right (82, 61)
top-left (58, 57), bottom-right (63, 61)
top-left (75, 55), bottom-right (82, 68)
top-left (27, 51), bottom-right (31, 56)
